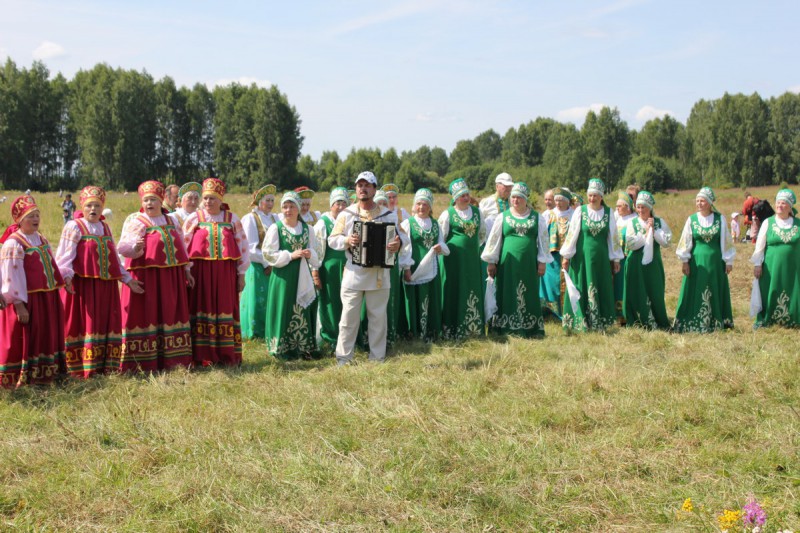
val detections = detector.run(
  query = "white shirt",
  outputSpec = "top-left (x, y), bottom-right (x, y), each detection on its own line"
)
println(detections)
top-left (438, 205), bottom-right (488, 246)
top-left (560, 205), bottom-right (624, 261)
top-left (481, 210), bottom-right (554, 265)
top-left (675, 212), bottom-right (736, 266)
top-left (328, 204), bottom-right (410, 291)
top-left (751, 215), bottom-right (797, 266)
top-left (624, 216), bottom-right (673, 251)
top-left (241, 209), bottom-right (278, 266)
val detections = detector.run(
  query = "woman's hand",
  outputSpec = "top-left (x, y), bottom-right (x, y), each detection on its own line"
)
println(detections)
top-left (725, 264), bottom-right (733, 275)
top-left (681, 262), bottom-right (690, 276)
top-left (14, 302), bottom-right (29, 324)
top-left (432, 244), bottom-right (443, 255)
top-left (561, 258), bottom-right (569, 271)
top-left (537, 262), bottom-right (546, 277)
top-left (611, 261), bottom-right (620, 274)
top-left (312, 270), bottom-right (322, 290)
top-left (64, 277), bottom-right (75, 294)
top-left (127, 279), bottom-right (145, 294)
top-left (753, 266), bottom-right (762, 279)
top-left (237, 274), bottom-right (245, 292)
top-left (185, 270), bottom-right (196, 289)
top-left (404, 269), bottom-right (412, 283)
top-left (487, 263), bottom-right (497, 278)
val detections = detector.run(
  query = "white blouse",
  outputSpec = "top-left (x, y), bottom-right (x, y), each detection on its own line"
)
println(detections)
top-left (117, 212), bottom-right (192, 274)
top-left (438, 205), bottom-right (488, 246)
top-left (1, 232), bottom-right (45, 304)
top-left (560, 205), bottom-right (624, 261)
top-left (56, 219), bottom-right (132, 283)
top-left (480, 210), bottom-right (553, 265)
top-left (262, 220), bottom-right (321, 269)
top-left (182, 210), bottom-right (250, 276)
top-left (675, 212), bottom-right (736, 265)
top-left (241, 209), bottom-right (278, 266)
top-left (399, 215), bottom-right (450, 262)
top-left (624, 216), bottom-right (673, 251)
top-left (750, 215), bottom-right (797, 266)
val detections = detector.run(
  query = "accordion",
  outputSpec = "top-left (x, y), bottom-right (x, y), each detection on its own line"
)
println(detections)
top-left (351, 220), bottom-right (397, 268)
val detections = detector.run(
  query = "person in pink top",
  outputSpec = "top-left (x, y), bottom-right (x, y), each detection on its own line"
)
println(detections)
top-left (183, 178), bottom-right (250, 367)
top-left (56, 186), bottom-right (144, 378)
top-left (0, 195), bottom-right (66, 387)
top-left (117, 180), bottom-right (195, 372)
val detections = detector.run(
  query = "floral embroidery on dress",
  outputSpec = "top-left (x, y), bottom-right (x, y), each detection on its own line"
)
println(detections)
top-left (451, 207), bottom-right (479, 239)
top-left (770, 220), bottom-right (800, 244)
top-left (582, 209), bottom-right (608, 237)
top-left (507, 213), bottom-right (536, 237)
top-left (771, 291), bottom-right (791, 325)
top-left (691, 218), bottom-right (720, 243)
top-left (492, 280), bottom-right (544, 332)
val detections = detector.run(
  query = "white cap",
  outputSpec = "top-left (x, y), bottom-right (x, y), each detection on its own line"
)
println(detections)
top-left (495, 172), bottom-right (513, 186)
top-left (356, 171), bottom-right (378, 185)
top-left (731, 212), bottom-right (740, 219)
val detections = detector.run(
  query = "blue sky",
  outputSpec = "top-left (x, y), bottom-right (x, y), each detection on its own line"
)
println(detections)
top-left (2, 0), bottom-right (798, 159)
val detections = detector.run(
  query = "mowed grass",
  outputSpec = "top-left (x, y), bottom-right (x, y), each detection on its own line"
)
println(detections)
top-left (1, 186), bottom-right (799, 531)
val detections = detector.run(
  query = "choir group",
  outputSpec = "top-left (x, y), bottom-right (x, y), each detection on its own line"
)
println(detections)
top-left (2, 172), bottom-right (799, 388)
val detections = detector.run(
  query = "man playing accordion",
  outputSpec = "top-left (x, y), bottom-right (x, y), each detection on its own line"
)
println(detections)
top-left (328, 171), bottom-right (410, 365)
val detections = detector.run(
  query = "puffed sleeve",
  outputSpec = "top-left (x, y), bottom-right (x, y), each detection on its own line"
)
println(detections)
top-left (675, 218), bottom-right (694, 262)
top-left (328, 211), bottom-right (352, 251)
top-left (398, 219), bottom-right (414, 269)
top-left (117, 216), bottom-right (146, 258)
top-left (313, 218), bottom-right (328, 265)
top-left (241, 212), bottom-right (265, 266)
top-left (55, 221), bottom-right (82, 281)
top-left (181, 212), bottom-right (200, 248)
top-left (559, 209), bottom-right (583, 260)
top-left (437, 210), bottom-right (451, 241)
top-left (229, 213), bottom-right (251, 276)
top-left (478, 211), bottom-right (488, 246)
top-left (437, 222), bottom-right (450, 256)
top-left (1, 238), bottom-right (28, 304)
top-left (262, 224), bottom-right (292, 268)
top-left (654, 217), bottom-right (672, 248)
top-left (537, 213), bottom-right (554, 264)
top-left (625, 219), bottom-right (646, 252)
top-left (306, 224), bottom-right (321, 269)
top-left (719, 214), bottom-right (736, 266)
top-left (750, 219), bottom-right (769, 266)
top-left (607, 212), bottom-right (624, 261)
top-left (480, 214), bottom-right (504, 264)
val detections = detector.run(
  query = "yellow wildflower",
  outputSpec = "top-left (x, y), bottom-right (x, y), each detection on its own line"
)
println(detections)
top-left (682, 498), bottom-right (694, 513)
top-left (717, 508), bottom-right (743, 532)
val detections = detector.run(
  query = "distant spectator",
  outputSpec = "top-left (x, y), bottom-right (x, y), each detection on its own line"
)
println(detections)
top-left (742, 192), bottom-right (760, 243)
top-left (164, 184), bottom-right (180, 212)
top-left (61, 194), bottom-right (76, 224)
top-left (730, 212), bottom-right (741, 242)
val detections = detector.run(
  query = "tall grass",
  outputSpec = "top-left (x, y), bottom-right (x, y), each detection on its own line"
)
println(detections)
top-left (1, 186), bottom-right (798, 531)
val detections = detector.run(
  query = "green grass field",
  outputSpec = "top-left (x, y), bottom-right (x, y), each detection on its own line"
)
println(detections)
top-left (1, 186), bottom-right (799, 531)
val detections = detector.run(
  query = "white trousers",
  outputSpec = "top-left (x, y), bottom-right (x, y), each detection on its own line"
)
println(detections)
top-left (336, 287), bottom-right (390, 363)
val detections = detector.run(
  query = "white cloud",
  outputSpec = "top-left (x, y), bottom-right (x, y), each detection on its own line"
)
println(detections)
top-left (32, 41), bottom-right (65, 60)
top-left (415, 111), bottom-right (459, 123)
top-left (207, 77), bottom-right (272, 89)
top-left (635, 105), bottom-right (673, 122)
top-left (557, 103), bottom-right (605, 123)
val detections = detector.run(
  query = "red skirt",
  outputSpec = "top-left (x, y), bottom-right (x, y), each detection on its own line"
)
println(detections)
top-left (0, 290), bottom-right (66, 388)
top-left (121, 266), bottom-right (192, 372)
top-left (62, 276), bottom-right (123, 378)
top-left (188, 259), bottom-right (242, 367)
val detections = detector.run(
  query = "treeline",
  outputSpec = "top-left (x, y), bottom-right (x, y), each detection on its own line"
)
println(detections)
top-left (2, 59), bottom-right (800, 194)
top-left (0, 60), bottom-right (302, 191)
top-left (299, 92), bottom-right (800, 194)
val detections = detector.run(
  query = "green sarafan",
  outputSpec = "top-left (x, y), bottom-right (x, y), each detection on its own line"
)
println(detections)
top-left (1, 187), bottom-right (799, 532)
